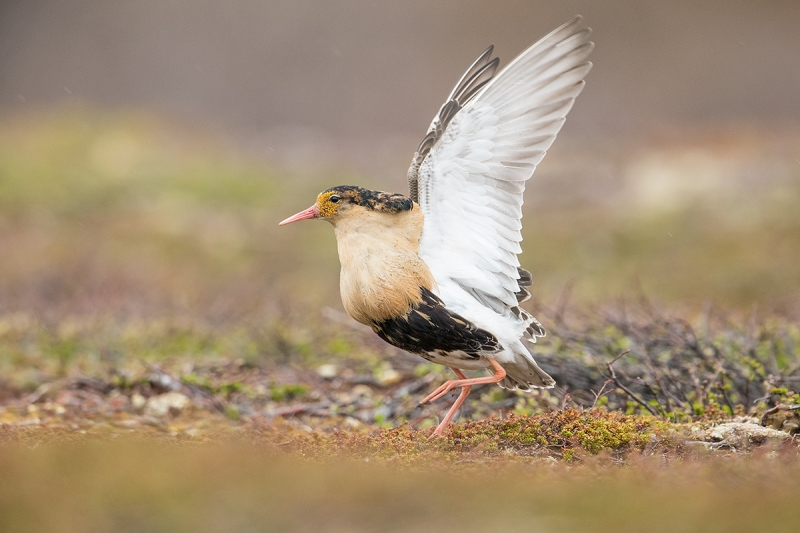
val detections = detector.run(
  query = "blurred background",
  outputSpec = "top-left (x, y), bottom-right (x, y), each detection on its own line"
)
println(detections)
top-left (1, 0), bottom-right (799, 322)
top-left (2, 7), bottom-right (800, 529)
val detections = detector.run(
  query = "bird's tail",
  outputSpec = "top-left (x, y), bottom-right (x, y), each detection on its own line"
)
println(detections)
top-left (498, 342), bottom-right (555, 390)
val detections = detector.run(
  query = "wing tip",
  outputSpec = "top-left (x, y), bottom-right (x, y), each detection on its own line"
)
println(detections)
top-left (556, 14), bottom-right (585, 34)
top-left (547, 15), bottom-right (592, 48)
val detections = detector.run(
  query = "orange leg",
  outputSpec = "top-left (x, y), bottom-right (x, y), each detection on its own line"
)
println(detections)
top-left (423, 360), bottom-right (507, 436)
top-left (433, 369), bottom-right (471, 436)
top-left (421, 359), bottom-right (507, 405)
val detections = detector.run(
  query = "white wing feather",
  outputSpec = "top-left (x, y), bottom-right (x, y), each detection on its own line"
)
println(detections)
top-left (417, 17), bottom-right (593, 318)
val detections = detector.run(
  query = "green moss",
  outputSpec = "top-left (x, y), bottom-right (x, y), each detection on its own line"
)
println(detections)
top-left (326, 337), bottom-right (352, 355)
top-left (224, 405), bottom-right (241, 421)
top-left (435, 409), bottom-right (665, 459)
top-left (181, 373), bottom-right (211, 388)
top-left (269, 383), bottom-right (308, 402)
top-left (268, 409), bottom-right (675, 465)
top-left (218, 382), bottom-right (244, 398)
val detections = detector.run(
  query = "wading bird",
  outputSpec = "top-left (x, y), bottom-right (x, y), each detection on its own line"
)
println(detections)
top-left (280, 17), bottom-right (592, 435)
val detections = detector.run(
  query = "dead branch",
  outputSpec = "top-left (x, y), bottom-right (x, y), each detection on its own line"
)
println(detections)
top-left (591, 379), bottom-right (613, 408)
top-left (606, 350), bottom-right (659, 416)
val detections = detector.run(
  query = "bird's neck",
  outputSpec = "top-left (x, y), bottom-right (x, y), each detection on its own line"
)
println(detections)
top-left (331, 206), bottom-right (435, 325)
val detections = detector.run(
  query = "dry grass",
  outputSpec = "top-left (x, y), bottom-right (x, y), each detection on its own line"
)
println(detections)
top-left (1, 437), bottom-right (799, 532)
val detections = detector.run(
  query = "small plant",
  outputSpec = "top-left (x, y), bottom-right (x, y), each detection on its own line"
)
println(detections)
top-left (269, 383), bottom-right (308, 402)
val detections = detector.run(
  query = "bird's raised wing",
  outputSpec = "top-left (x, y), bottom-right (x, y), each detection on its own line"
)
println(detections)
top-left (409, 16), bottom-right (593, 313)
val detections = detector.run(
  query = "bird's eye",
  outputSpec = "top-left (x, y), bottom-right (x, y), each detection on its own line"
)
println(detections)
top-left (329, 195), bottom-right (341, 204)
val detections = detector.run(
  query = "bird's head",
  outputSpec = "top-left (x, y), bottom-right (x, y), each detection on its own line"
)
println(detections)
top-left (279, 185), bottom-right (413, 226)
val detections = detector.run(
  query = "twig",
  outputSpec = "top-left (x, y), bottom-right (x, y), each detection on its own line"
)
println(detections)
top-left (606, 350), bottom-right (659, 416)
top-left (264, 401), bottom-right (332, 418)
top-left (760, 403), bottom-right (800, 427)
top-left (717, 373), bottom-right (736, 415)
top-left (591, 379), bottom-right (613, 408)
top-left (392, 374), bottom-right (436, 398)
top-left (643, 351), bottom-right (672, 412)
top-left (560, 393), bottom-right (572, 410)
top-left (23, 383), bottom-right (52, 405)
top-left (609, 349), bottom-right (631, 366)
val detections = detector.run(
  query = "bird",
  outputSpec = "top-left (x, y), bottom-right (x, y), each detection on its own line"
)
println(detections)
top-left (280, 16), bottom-right (593, 435)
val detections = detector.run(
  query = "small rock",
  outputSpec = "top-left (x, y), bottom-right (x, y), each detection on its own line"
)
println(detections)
top-left (350, 384), bottom-right (373, 399)
top-left (345, 417), bottom-right (362, 428)
top-left (131, 393), bottom-right (147, 410)
top-left (144, 392), bottom-right (190, 417)
top-left (148, 371), bottom-right (182, 392)
top-left (532, 456), bottom-right (559, 467)
top-left (141, 416), bottom-right (166, 428)
top-left (375, 363), bottom-right (401, 386)
top-left (308, 390), bottom-right (322, 400)
top-left (333, 391), bottom-right (355, 404)
top-left (703, 422), bottom-right (790, 449)
top-left (43, 402), bottom-right (66, 415)
top-left (316, 364), bottom-right (338, 379)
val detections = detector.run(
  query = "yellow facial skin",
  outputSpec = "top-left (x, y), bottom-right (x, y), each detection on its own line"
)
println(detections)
top-left (315, 190), bottom-right (340, 218)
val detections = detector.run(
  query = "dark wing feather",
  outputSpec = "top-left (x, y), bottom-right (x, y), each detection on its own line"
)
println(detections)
top-left (407, 46), bottom-right (499, 203)
top-left (515, 267), bottom-right (533, 303)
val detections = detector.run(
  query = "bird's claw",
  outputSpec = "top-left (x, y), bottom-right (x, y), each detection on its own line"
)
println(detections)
top-left (420, 380), bottom-right (459, 404)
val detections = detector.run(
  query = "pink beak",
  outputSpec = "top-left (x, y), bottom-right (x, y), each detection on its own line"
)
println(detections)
top-left (279, 205), bottom-right (319, 226)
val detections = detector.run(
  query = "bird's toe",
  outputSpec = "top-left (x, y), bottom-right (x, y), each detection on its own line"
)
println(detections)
top-left (421, 380), bottom-right (460, 404)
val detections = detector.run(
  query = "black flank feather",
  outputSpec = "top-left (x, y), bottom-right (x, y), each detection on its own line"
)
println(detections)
top-left (371, 288), bottom-right (500, 358)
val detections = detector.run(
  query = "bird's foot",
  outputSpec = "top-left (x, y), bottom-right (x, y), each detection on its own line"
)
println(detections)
top-left (421, 362), bottom-right (506, 436)
top-left (420, 360), bottom-right (508, 405)
top-left (420, 381), bottom-right (462, 404)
